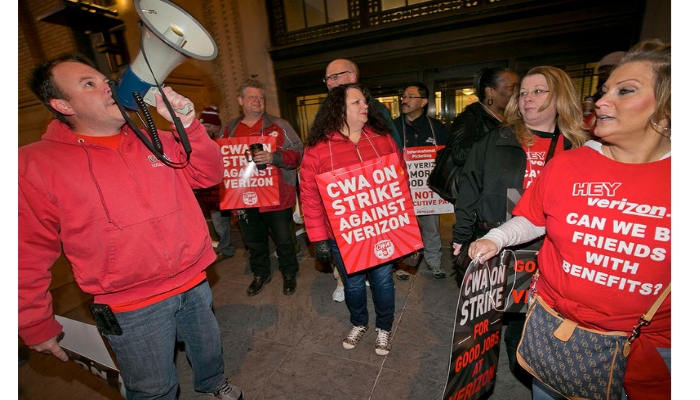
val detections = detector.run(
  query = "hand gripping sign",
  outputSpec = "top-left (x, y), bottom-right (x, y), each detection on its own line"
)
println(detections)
top-left (216, 136), bottom-right (280, 209)
top-left (315, 153), bottom-right (423, 274)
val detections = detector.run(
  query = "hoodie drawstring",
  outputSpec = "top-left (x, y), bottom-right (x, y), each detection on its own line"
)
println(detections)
top-left (79, 139), bottom-right (122, 230)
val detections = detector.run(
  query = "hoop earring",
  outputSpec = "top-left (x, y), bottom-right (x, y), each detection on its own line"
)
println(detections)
top-left (649, 116), bottom-right (669, 131)
top-left (487, 98), bottom-right (493, 106)
top-left (649, 116), bottom-right (671, 139)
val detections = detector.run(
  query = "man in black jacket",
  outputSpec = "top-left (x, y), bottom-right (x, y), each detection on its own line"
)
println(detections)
top-left (393, 83), bottom-right (449, 279)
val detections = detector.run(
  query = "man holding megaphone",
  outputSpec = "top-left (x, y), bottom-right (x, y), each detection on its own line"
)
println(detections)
top-left (19, 54), bottom-right (244, 400)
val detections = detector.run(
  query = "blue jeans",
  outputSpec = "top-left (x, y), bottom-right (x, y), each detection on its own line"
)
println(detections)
top-left (532, 347), bottom-right (672, 400)
top-left (211, 209), bottom-right (235, 257)
top-left (329, 239), bottom-right (395, 331)
top-left (105, 281), bottom-right (226, 400)
top-left (238, 207), bottom-right (299, 278)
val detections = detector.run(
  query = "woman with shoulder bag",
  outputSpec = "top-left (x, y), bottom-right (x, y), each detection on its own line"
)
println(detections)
top-left (468, 40), bottom-right (671, 400)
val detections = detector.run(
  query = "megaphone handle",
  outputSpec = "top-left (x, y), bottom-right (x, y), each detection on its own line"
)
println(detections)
top-left (178, 104), bottom-right (192, 115)
top-left (143, 87), bottom-right (192, 115)
top-left (109, 80), bottom-right (190, 168)
top-left (147, 86), bottom-right (193, 157)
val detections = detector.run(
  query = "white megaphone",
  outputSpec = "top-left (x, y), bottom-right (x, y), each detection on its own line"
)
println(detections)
top-left (117, 0), bottom-right (217, 113)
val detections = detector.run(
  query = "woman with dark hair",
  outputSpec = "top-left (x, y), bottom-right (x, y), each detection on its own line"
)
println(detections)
top-left (469, 39), bottom-right (671, 399)
top-left (449, 67), bottom-right (520, 167)
top-left (299, 83), bottom-right (404, 356)
top-left (445, 68), bottom-right (519, 280)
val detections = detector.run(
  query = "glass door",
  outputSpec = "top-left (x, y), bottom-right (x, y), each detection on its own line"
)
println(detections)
top-left (426, 62), bottom-right (508, 132)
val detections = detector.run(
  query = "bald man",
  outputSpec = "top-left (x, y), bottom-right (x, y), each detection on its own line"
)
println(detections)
top-left (324, 59), bottom-right (402, 150)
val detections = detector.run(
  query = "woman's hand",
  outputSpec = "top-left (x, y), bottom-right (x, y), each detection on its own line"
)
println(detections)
top-left (468, 239), bottom-right (499, 263)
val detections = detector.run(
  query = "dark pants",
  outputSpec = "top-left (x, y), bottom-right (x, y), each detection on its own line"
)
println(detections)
top-left (238, 207), bottom-right (299, 278)
top-left (503, 313), bottom-right (533, 388)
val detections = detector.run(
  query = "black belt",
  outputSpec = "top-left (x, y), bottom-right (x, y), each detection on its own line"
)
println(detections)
top-left (477, 221), bottom-right (503, 230)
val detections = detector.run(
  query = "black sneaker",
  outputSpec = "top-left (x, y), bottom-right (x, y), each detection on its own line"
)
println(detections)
top-left (246, 275), bottom-right (271, 296)
top-left (283, 275), bottom-right (297, 295)
top-left (427, 264), bottom-right (447, 279)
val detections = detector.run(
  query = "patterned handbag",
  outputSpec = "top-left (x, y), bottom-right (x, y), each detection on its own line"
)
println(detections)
top-left (516, 283), bottom-right (671, 400)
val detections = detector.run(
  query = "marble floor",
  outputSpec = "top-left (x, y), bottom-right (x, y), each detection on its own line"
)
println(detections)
top-left (18, 214), bottom-right (533, 400)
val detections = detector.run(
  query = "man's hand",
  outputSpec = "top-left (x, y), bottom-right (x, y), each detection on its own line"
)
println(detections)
top-left (314, 241), bottom-right (332, 262)
top-left (154, 86), bottom-right (196, 128)
top-left (452, 242), bottom-right (462, 256)
top-left (29, 332), bottom-right (68, 362)
top-left (253, 150), bottom-right (274, 166)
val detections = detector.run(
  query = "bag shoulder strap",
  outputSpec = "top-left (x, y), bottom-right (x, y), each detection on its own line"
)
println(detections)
top-left (641, 282), bottom-right (671, 322)
top-left (545, 131), bottom-right (561, 163)
top-left (427, 117), bottom-right (437, 146)
top-left (624, 282), bottom-right (671, 356)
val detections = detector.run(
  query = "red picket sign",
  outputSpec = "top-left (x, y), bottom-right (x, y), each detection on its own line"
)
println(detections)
top-left (315, 153), bottom-right (423, 274)
top-left (216, 136), bottom-right (280, 209)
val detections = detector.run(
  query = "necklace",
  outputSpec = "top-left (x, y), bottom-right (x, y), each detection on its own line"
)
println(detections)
top-left (607, 144), bottom-right (669, 163)
top-left (479, 102), bottom-right (502, 122)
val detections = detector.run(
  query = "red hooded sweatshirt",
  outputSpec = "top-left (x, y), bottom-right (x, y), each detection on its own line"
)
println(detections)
top-left (18, 119), bottom-right (223, 346)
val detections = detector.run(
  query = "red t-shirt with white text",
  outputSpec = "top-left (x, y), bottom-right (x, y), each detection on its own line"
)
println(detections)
top-left (513, 142), bottom-right (670, 395)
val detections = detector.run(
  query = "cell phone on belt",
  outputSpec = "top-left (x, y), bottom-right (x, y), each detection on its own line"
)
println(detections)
top-left (89, 303), bottom-right (123, 335)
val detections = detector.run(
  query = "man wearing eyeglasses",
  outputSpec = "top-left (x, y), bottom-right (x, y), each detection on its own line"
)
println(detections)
top-left (321, 59), bottom-right (404, 303)
top-left (393, 83), bottom-right (449, 280)
top-left (324, 59), bottom-right (402, 150)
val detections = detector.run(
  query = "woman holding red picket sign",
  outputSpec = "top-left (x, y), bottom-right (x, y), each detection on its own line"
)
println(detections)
top-left (299, 83), bottom-right (407, 356)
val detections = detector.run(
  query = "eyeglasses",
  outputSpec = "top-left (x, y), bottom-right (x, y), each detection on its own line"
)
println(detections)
top-left (400, 94), bottom-right (426, 100)
top-left (517, 89), bottom-right (550, 99)
top-left (322, 71), bottom-right (351, 83)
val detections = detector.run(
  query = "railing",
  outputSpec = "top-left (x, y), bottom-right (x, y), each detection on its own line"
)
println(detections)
top-left (267, 0), bottom-right (509, 46)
